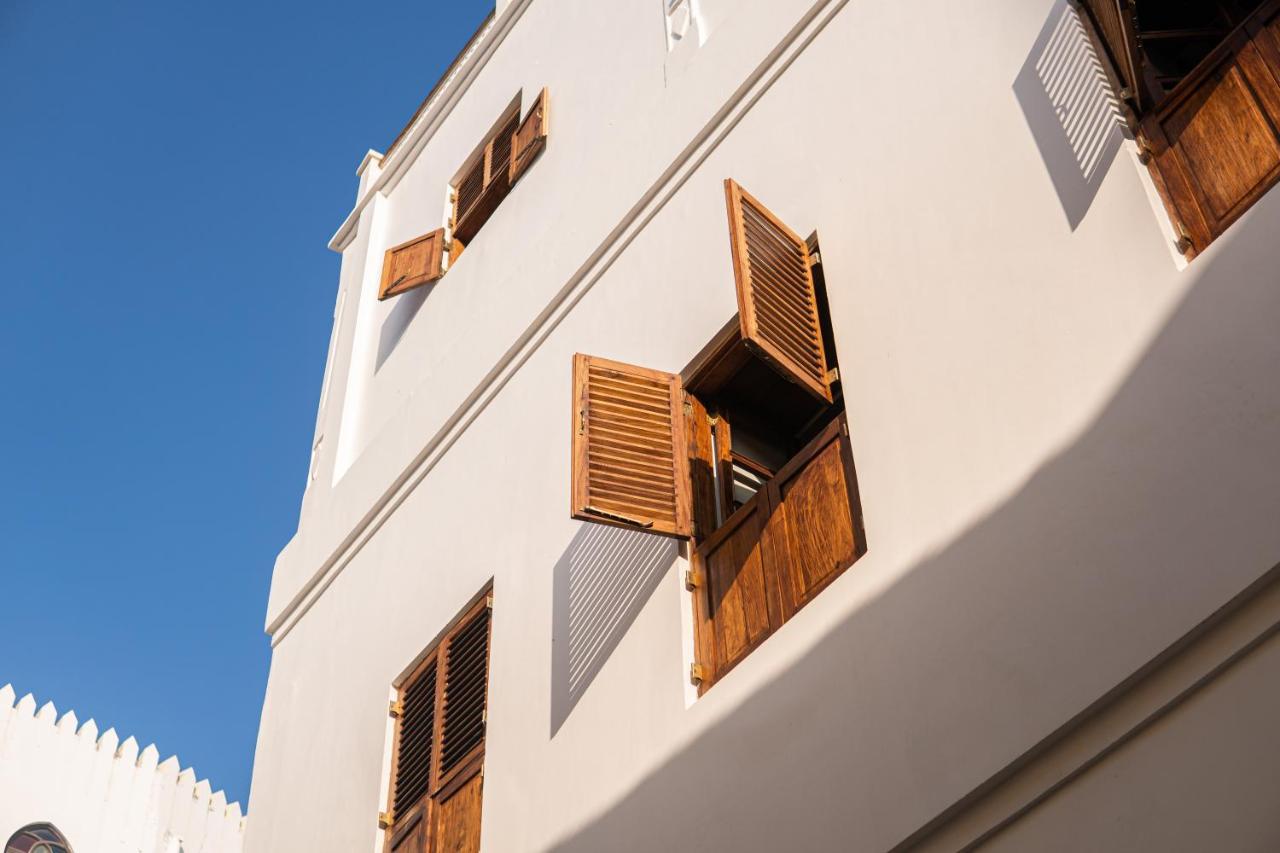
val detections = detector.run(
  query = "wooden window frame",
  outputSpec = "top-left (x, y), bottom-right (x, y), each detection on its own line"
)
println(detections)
top-left (384, 588), bottom-right (493, 853)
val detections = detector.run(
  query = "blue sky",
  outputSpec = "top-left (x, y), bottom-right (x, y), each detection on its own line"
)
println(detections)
top-left (0, 0), bottom-right (491, 807)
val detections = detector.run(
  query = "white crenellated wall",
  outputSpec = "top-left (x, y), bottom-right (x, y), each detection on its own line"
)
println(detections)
top-left (0, 684), bottom-right (244, 853)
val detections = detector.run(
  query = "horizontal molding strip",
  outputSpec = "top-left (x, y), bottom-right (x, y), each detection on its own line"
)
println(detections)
top-left (897, 559), bottom-right (1280, 853)
top-left (269, 0), bottom-right (853, 645)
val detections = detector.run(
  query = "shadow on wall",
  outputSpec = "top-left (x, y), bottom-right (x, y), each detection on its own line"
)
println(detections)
top-left (547, 154), bottom-right (1280, 852)
top-left (1014, 0), bottom-right (1126, 230)
top-left (550, 523), bottom-right (679, 737)
top-left (376, 283), bottom-right (436, 372)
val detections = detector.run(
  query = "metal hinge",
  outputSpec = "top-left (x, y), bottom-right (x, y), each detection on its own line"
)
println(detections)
top-left (684, 569), bottom-right (704, 591)
top-left (378, 812), bottom-right (394, 830)
top-left (808, 251), bottom-right (822, 267)
top-left (1173, 226), bottom-right (1194, 256)
top-left (825, 367), bottom-right (839, 384)
top-left (689, 663), bottom-right (708, 685)
top-left (683, 400), bottom-right (693, 417)
top-left (388, 700), bottom-right (404, 719)
top-left (486, 594), bottom-right (494, 610)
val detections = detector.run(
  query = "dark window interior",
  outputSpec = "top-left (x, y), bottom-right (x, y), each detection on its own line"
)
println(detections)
top-left (1132, 0), bottom-right (1265, 105)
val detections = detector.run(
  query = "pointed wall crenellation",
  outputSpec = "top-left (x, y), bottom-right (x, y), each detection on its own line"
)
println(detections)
top-left (0, 683), bottom-right (246, 853)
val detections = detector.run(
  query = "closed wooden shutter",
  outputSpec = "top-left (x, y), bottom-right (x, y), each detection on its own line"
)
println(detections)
top-left (453, 112), bottom-right (519, 245)
top-left (1140, 2), bottom-right (1280, 257)
top-left (438, 605), bottom-right (490, 778)
top-left (380, 230), bottom-right (447, 300)
top-left (571, 354), bottom-right (692, 539)
top-left (509, 88), bottom-right (549, 185)
top-left (384, 591), bottom-right (491, 853)
top-left (724, 180), bottom-right (832, 403)
top-left (763, 417), bottom-right (862, 620)
top-left (694, 496), bottom-right (776, 684)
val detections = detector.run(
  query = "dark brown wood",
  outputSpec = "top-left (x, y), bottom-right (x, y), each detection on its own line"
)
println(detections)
top-left (571, 354), bottom-right (692, 539)
top-left (1140, 0), bottom-right (1280, 257)
top-left (379, 230), bottom-right (447, 300)
top-left (1078, 0), bottom-right (1150, 112)
top-left (724, 180), bottom-right (833, 403)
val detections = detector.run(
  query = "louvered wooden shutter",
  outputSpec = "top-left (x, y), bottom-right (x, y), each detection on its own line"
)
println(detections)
top-left (571, 354), bottom-right (692, 539)
top-left (509, 88), bottom-right (549, 185)
top-left (453, 112), bottom-right (519, 244)
top-left (380, 230), bottom-right (447, 300)
top-left (724, 180), bottom-right (832, 403)
top-left (1139, 2), bottom-right (1280, 258)
top-left (1078, 0), bottom-right (1148, 113)
top-left (438, 605), bottom-right (490, 777)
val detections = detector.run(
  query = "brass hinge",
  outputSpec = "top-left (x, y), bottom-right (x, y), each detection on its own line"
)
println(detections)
top-left (486, 594), bottom-right (494, 610)
top-left (683, 400), bottom-right (693, 417)
top-left (481, 709), bottom-right (488, 725)
top-left (689, 663), bottom-right (708, 685)
top-left (808, 251), bottom-right (822, 267)
top-left (1173, 226), bottom-right (1194, 256)
top-left (707, 414), bottom-right (720, 426)
top-left (388, 700), bottom-right (404, 719)
top-left (825, 367), bottom-right (839, 384)
top-left (684, 569), bottom-right (704, 591)
top-left (578, 408), bottom-right (586, 435)
top-left (378, 811), bottom-right (394, 830)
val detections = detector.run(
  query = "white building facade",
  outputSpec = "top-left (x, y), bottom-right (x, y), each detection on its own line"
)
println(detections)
top-left (0, 686), bottom-right (244, 853)
top-left (246, 0), bottom-right (1280, 850)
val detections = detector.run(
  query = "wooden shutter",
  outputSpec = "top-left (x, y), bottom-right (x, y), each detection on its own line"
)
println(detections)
top-left (571, 354), bottom-right (692, 539)
top-left (380, 230), bottom-right (446, 300)
top-left (453, 112), bottom-right (519, 245)
top-left (1140, 2), bottom-right (1280, 258)
top-left (763, 417), bottom-right (862, 621)
top-left (693, 495), bottom-right (777, 685)
top-left (509, 88), bottom-right (549, 185)
top-left (432, 772), bottom-right (484, 853)
top-left (1078, 0), bottom-right (1148, 113)
top-left (438, 604), bottom-right (490, 780)
top-left (724, 180), bottom-right (832, 403)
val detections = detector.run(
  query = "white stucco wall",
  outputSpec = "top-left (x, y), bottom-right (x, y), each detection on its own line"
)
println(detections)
top-left (246, 0), bottom-right (1280, 850)
top-left (0, 686), bottom-right (244, 853)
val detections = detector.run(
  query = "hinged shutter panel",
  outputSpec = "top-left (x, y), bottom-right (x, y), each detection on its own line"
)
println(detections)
top-left (453, 111), bottom-right (519, 244)
top-left (392, 659), bottom-right (437, 817)
top-left (724, 180), bottom-right (833, 403)
top-left (380, 230), bottom-right (446, 300)
top-left (509, 88), bottom-right (549, 184)
top-left (1140, 4), bottom-right (1280, 257)
top-left (1078, 0), bottom-right (1148, 112)
top-left (438, 605), bottom-right (490, 777)
top-left (572, 354), bottom-right (692, 539)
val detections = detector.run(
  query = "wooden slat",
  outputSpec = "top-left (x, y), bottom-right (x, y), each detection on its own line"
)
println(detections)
top-left (724, 180), bottom-right (832, 403)
top-left (571, 354), bottom-right (692, 538)
top-left (391, 659), bottom-right (437, 817)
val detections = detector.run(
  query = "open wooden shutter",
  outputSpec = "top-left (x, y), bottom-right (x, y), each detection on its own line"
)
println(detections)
top-left (379, 229), bottom-right (446, 300)
top-left (571, 354), bottom-right (692, 539)
top-left (724, 180), bottom-right (832, 403)
top-left (1078, 0), bottom-right (1149, 114)
top-left (509, 88), bottom-right (549, 185)
top-left (1139, 2), bottom-right (1280, 258)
